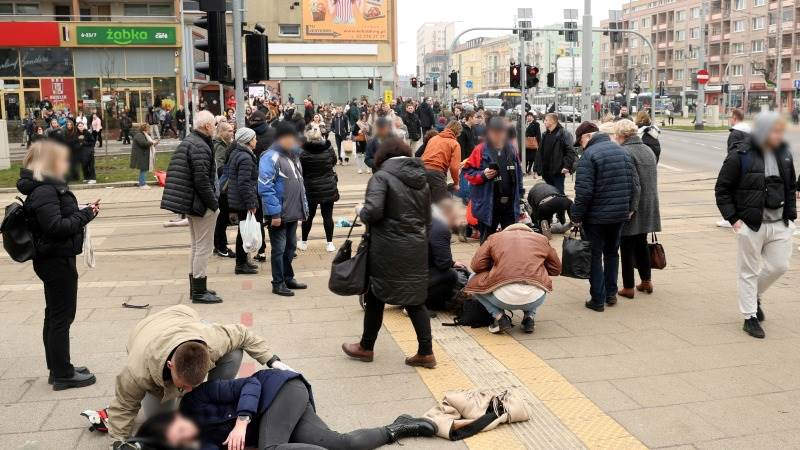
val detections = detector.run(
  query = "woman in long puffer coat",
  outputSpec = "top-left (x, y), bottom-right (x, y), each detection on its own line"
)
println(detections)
top-left (342, 138), bottom-right (436, 369)
top-left (299, 125), bottom-right (339, 252)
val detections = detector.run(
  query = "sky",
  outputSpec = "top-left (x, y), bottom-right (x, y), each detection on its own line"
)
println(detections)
top-left (396, 0), bottom-right (624, 74)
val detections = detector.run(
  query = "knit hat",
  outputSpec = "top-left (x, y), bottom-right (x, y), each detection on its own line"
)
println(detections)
top-left (234, 127), bottom-right (256, 145)
top-left (274, 121), bottom-right (297, 139)
top-left (574, 121), bottom-right (599, 146)
top-left (751, 111), bottom-right (781, 148)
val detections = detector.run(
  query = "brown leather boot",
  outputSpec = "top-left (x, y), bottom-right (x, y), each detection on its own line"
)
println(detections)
top-left (405, 353), bottom-right (436, 369)
top-left (636, 280), bottom-right (654, 294)
top-left (342, 343), bottom-right (374, 362)
top-left (618, 288), bottom-right (635, 299)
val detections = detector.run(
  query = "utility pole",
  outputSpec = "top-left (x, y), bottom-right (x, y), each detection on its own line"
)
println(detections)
top-left (232, 0), bottom-right (245, 128)
top-left (695, 0), bottom-right (706, 130)
top-left (775, 6), bottom-right (783, 114)
top-left (519, 35), bottom-right (527, 155)
top-left (581, 0), bottom-right (593, 121)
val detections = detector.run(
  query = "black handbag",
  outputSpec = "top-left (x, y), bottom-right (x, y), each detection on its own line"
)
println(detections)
top-left (561, 226), bottom-right (592, 279)
top-left (328, 215), bottom-right (369, 296)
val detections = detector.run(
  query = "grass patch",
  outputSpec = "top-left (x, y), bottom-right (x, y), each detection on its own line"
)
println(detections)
top-left (663, 125), bottom-right (729, 132)
top-left (0, 152), bottom-right (173, 188)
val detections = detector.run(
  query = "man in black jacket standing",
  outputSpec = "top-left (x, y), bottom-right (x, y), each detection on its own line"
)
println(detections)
top-left (403, 102), bottom-right (422, 151)
top-left (537, 113), bottom-right (576, 194)
top-left (727, 108), bottom-right (751, 153)
top-left (161, 110), bottom-right (223, 304)
top-left (715, 112), bottom-right (796, 339)
top-left (418, 97), bottom-right (435, 135)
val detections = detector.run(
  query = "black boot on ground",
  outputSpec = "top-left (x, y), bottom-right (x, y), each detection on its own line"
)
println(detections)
top-left (191, 277), bottom-right (223, 304)
top-left (743, 317), bottom-right (765, 339)
top-left (190, 274), bottom-right (216, 296)
top-left (53, 370), bottom-right (96, 391)
top-left (386, 414), bottom-right (437, 442)
top-left (272, 283), bottom-right (295, 297)
top-left (235, 264), bottom-right (259, 275)
top-left (48, 366), bottom-right (89, 385)
top-left (285, 279), bottom-right (307, 290)
top-left (757, 300), bottom-right (765, 322)
top-left (522, 316), bottom-right (535, 333)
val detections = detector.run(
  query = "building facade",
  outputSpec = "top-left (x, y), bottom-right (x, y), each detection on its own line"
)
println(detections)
top-left (600, 0), bottom-right (800, 114)
top-left (450, 37), bottom-right (485, 99)
top-left (416, 22), bottom-right (455, 76)
top-left (481, 36), bottom-right (514, 91)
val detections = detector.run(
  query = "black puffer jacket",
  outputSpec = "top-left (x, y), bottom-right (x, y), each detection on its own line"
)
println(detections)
top-left (537, 124), bottom-right (576, 177)
top-left (715, 138), bottom-right (797, 231)
top-left (17, 169), bottom-right (95, 257)
top-left (300, 140), bottom-right (339, 205)
top-left (403, 111), bottom-right (422, 141)
top-left (160, 131), bottom-right (218, 216)
top-left (226, 143), bottom-right (259, 211)
top-left (639, 126), bottom-right (661, 162)
top-left (359, 157), bottom-right (431, 306)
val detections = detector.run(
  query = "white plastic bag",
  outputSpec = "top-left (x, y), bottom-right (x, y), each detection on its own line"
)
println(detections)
top-left (83, 224), bottom-right (96, 268)
top-left (239, 212), bottom-right (262, 253)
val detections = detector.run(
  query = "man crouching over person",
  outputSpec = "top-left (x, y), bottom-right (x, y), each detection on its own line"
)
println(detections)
top-left (82, 305), bottom-right (290, 447)
top-left (463, 223), bottom-right (562, 334)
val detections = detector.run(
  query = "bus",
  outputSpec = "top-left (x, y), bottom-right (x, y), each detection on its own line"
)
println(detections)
top-left (476, 89), bottom-right (522, 111)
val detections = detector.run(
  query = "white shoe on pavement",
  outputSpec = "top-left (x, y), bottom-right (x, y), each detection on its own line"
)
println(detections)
top-left (298, 241), bottom-right (308, 251)
top-left (86, 179), bottom-right (96, 184)
top-left (716, 219), bottom-right (732, 228)
top-left (139, 184), bottom-right (151, 190)
top-left (326, 242), bottom-right (336, 252)
top-left (358, 169), bottom-right (363, 174)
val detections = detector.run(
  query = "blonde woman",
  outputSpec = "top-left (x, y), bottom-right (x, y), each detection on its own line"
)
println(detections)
top-left (131, 123), bottom-right (158, 189)
top-left (17, 140), bottom-right (99, 390)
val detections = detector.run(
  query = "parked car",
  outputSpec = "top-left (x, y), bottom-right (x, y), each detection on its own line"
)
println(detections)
top-left (557, 106), bottom-right (582, 123)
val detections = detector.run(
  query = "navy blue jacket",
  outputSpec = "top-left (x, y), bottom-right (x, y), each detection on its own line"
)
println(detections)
top-left (571, 133), bottom-right (640, 225)
top-left (180, 369), bottom-right (312, 450)
top-left (225, 143), bottom-right (259, 211)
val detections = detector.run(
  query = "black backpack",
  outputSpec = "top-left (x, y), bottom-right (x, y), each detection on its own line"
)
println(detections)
top-left (1, 197), bottom-right (35, 262)
top-left (442, 294), bottom-right (494, 328)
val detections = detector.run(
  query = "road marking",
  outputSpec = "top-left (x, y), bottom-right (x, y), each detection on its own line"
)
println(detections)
top-left (658, 163), bottom-right (684, 172)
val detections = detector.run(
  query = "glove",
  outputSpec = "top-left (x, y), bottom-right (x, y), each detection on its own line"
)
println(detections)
top-left (271, 361), bottom-right (295, 372)
top-left (81, 409), bottom-right (109, 433)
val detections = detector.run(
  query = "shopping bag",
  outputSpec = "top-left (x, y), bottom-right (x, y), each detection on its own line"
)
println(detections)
top-left (341, 140), bottom-right (356, 155)
top-left (154, 170), bottom-right (167, 187)
top-left (239, 212), bottom-right (263, 253)
top-left (648, 233), bottom-right (667, 270)
top-left (83, 224), bottom-right (96, 268)
top-left (329, 215), bottom-right (369, 296)
top-left (561, 227), bottom-right (592, 279)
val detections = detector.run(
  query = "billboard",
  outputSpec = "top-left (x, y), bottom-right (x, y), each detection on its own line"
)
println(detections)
top-left (556, 58), bottom-right (582, 88)
top-left (303, 0), bottom-right (388, 41)
top-left (41, 78), bottom-right (77, 113)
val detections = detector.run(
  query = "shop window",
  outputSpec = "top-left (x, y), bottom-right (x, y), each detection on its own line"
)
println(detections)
top-left (153, 77), bottom-right (177, 111)
top-left (22, 79), bottom-right (39, 89)
top-left (0, 4), bottom-right (12, 14)
top-left (15, 2), bottom-right (39, 14)
top-left (54, 4), bottom-right (71, 21)
top-left (0, 49), bottom-right (19, 77)
top-left (1, 78), bottom-right (20, 89)
top-left (279, 24), bottom-right (301, 37)
top-left (21, 48), bottom-right (73, 77)
top-left (77, 78), bottom-right (101, 114)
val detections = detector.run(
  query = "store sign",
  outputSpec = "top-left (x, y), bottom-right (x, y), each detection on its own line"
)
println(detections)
top-left (41, 78), bottom-right (77, 112)
top-left (76, 26), bottom-right (177, 46)
top-left (0, 22), bottom-right (60, 47)
top-left (302, 0), bottom-right (388, 41)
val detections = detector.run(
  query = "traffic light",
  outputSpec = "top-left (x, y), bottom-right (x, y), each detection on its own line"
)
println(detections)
top-left (449, 71), bottom-right (458, 89)
top-left (526, 65), bottom-right (540, 88)
top-left (510, 64), bottom-right (521, 89)
top-left (245, 33), bottom-right (269, 82)
top-left (600, 81), bottom-right (607, 96)
top-left (433, 78), bottom-right (438, 92)
top-left (411, 77), bottom-right (418, 88)
top-left (634, 84), bottom-right (642, 95)
top-left (547, 72), bottom-right (555, 88)
top-left (194, 0), bottom-right (228, 83)
top-left (609, 21), bottom-right (623, 44)
top-left (367, 78), bottom-right (374, 90)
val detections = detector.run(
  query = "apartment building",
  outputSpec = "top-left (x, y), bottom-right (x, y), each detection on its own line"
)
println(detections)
top-left (481, 36), bottom-right (514, 91)
top-left (416, 22), bottom-right (455, 75)
top-left (450, 37), bottom-right (485, 98)
top-left (600, 0), bottom-right (800, 113)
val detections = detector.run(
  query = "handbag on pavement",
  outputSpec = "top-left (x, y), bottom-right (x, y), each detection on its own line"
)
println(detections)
top-left (648, 232), bottom-right (666, 270)
top-left (561, 226), bottom-right (592, 279)
top-left (328, 215), bottom-right (369, 296)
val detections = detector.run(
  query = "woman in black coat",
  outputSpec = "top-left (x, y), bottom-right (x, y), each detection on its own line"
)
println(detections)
top-left (75, 122), bottom-right (96, 183)
top-left (342, 138), bottom-right (435, 369)
top-left (17, 140), bottom-right (98, 391)
top-left (226, 128), bottom-right (261, 275)
top-left (524, 112), bottom-right (542, 176)
top-left (62, 120), bottom-right (81, 182)
top-left (299, 126), bottom-right (339, 253)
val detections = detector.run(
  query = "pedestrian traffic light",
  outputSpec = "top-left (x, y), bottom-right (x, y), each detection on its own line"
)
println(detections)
top-left (526, 65), bottom-right (540, 89)
top-left (193, 0), bottom-right (228, 83)
top-left (411, 77), bottom-right (418, 88)
top-left (433, 78), bottom-right (438, 92)
top-left (245, 33), bottom-right (269, 82)
top-left (367, 78), bottom-right (374, 90)
top-left (510, 64), bottom-right (521, 89)
top-left (546, 72), bottom-right (555, 88)
top-left (449, 71), bottom-right (458, 89)
top-left (600, 81), bottom-right (607, 96)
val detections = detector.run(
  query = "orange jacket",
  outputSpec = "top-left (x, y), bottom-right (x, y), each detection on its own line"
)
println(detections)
top-left (421, 129), bottom-right (461, 183)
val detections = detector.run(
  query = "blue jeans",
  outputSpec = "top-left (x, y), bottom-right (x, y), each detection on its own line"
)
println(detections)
top-left (473, 291), bottom-right (546, 318)
top-left (582, 223), bottom-right (624, 305)
top-left (267, 220), bottom-right (298, 286)
top-left (138, 170), bottom-right (147, 186)
top-left (543, 174), bottom-right (566, 195)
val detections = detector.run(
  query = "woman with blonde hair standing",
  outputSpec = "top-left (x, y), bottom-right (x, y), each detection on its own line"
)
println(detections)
top-left (17, 140), bottom-right (99, 390)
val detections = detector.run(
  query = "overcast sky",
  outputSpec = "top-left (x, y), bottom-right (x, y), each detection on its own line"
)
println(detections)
top-left (397, 0), bottom-right (625, 74)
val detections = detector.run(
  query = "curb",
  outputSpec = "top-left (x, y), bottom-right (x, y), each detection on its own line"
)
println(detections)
top-left (0, 180), bottom-right (159, 194)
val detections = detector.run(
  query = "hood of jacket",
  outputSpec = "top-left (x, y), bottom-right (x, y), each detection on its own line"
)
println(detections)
top-left (638, 125), bottom-right (660, 139)
top-left (302, 139), bottom-right (333, 154)
top-left (731, 121), bottom-right (751, 133)
top-left (251, 121), bottom-right (269, 135)
top-left (17, 168), bottom-right (67, 195)
top-left (438, 129), bottom-right (457, 141)
top-left (380, 156), bottom-right (427, 190)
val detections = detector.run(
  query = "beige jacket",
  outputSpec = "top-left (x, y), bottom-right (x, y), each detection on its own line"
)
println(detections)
top-left (424, 389), bottom-right (530, 439)
top-left (107, 305), bottom-right (272, 440)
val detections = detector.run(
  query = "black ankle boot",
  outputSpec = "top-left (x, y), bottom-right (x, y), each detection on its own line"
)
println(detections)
top-left (386, 414), bottom-right (437, 442)
top-left (191, 277), bottom-right (223, 304)
top-left (53, 371), bottom-right (96, 391)
top-left (272, 283), bottom-right (295, 297)
top-left (190, 274), bottom-right (217, 296)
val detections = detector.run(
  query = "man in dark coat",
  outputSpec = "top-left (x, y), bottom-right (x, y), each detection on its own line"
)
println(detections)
top-left (537, 113), bottom-right (576, 194)
top-left (330, 109), bottom-right (350, 164)
top-left (715, 112), bottom-right (796, 339)
top-left (403, 103), bottom-right (422, 149)
top-left (364, 117), bottom-right (392, 170)
top-left (160, 110), bottom-right (222, 304)
top-left (119, 110), bottom-right (133, 145)
top-left (727, 108), bottom-right (751, 153)
top-left (249, 110), bottom-right (275, 157)
top-left (571, 122), bottom-right (640, 313)
top-left (425, 199), bottom-right (463, 311)
top-left (417, 98), bottom-right (435, 134)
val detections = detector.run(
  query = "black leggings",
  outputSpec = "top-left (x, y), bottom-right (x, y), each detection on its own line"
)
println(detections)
top-left (360, 289), bottom-right (433, 356)
top-left (301, 202), bottom-right (334, 242)
top-left (259, 379), bottom-right (390, 450)
top-left (620, 233), bottom-right (651, 288)
top-left (33, 256), bottom-right (78, 378)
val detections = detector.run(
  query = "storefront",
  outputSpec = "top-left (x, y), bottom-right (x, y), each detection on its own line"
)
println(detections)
top-left (0, 22), bottom-right (181, 139)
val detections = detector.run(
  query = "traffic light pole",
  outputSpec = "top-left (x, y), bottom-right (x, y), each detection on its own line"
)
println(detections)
top-left (695, 0), bottom-right (706, 130)
top-left (580, 0), bottom-right (593, 121)
top-left (232, 0), bottom-right (245, 129)
top-left (518, 34), bottom-right (527, 157)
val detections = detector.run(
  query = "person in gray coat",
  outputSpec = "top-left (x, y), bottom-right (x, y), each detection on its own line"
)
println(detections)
top-left (613, 119), bottom-right (661, 299)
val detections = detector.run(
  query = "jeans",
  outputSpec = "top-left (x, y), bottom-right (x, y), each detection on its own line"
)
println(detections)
top-left (81, 148), bottom-right (96, 180)
top-left (543, 174), bottom-right (566, 195)
top-left (268, 220), bottom-right (298, 286)
top-left (620, 233), bottom-right (651, 288)
top-left (360, 289), bottom-right (433, 356)
top-left (474, 291), bottom-right (546, 318)
top-left (138, 170), bottom-right (147, 187)
top-left (188, 209), bottom-right (218, 278)
top-left (301, 202), bottom-right (334, 242)
top-left (582, 223), bottom-right (624, 304)
top-left (258, 379), bottom-right (390, 450)
top-left (33, 256), bottom-right (78, 378)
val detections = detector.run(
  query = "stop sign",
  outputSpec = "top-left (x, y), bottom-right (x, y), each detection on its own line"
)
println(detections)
top-left (697, 69), bottom-right (710, 85)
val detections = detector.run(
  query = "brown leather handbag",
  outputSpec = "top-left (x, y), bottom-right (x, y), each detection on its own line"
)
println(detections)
top-left (648, 233), bottom-right (667, 270)
top-left (525, 136), bottom-right (539, 150)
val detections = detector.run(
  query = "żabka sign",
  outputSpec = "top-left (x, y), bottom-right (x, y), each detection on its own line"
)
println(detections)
top-left (75, 26), bottom-right (177, 46)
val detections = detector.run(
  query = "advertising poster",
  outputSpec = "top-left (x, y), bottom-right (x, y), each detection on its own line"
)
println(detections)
top-left (41, 78), bottom-right (77, 113)
top-left (303, 0), bottom-right (388, 41)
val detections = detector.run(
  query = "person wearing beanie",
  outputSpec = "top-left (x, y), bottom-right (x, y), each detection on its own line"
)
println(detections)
top-left (298, 124), bottom-right (340, 253)
top-left (571, 120), bottom-right (640, 313)
top-left (715, 112), bottom-right (796, 339)
top-left (225, 127), bottom-right (262, 274)
top-left (249, 110), bottom-right (276, 157)
top-left (258, 120), bottom-right (309, 296)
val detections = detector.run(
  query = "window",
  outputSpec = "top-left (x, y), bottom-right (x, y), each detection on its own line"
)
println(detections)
top-left (674, 49), bottom-right (685, 60)
top-left (690, 7), bottom-right (700, 18)
top-left (278, 24), bottom-right (300, 37)
top-left (733, 20), bottom-right (745, 32)
top-left (149, 4), bottom-right (173, 16)
top-left (54, 4), bottom-right (70, 21)
top-left (124, 3), bottom-right (173, 16)
top-left (631, 38), bottom-right (639, 48)
top-left (690, 27), bottom-right (700, 39)
top-left (751, 39), bottom-right (764, 52)
top-left (753, 0), bottom-right (765, 5)
top-left (675, 68), bottom-right (684, 80)
top-left (675, 30), bottom-right (686, 41)
top-left (689, 48), bottom-right (699, 59)
top-left (123, 3), bottom-right (148, 16)
top-left (641, 17), bottom-right (650, 28)
top-left (751, 16), bottom-right (765, 30)
top-left (731, 42), bottom-right (745, 54)
top-left (730, 64), bottom-right (743, 76)
top-left (675, 10), bottom-right (686, 22)
top-left (796, 60), bottom-right (800, 72)
top-left (0, 2), bottom-right (39, 14)
top-left (734, 0), bottom-right (746, 10)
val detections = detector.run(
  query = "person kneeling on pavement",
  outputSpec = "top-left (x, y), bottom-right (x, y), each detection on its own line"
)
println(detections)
top-left (715, 112), bottom-right (797, 339)
top-left (527, 182), bottom-right (573, 239)
top-left (133, 369), bottom-right (436, 450)
top-left (463, 223), bottom-right (562, 334)
top-left (426, 198), bottom-right (469, 312)
top-left (83, 305), bottom-right (289, 446)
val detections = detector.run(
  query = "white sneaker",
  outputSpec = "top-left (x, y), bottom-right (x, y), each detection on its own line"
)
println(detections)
top-left (358, 169), bottom-right (363, 174)
top-left (139, 184), bottom-right (151, 190)
top-left (716, 219), bottom-right (732, 228)
top-left (86, 179), bottom-right (97, 184)
top-left (297, 241), bottom-right (308, 251)
top-left (326, 242), bottom-right (336, 252)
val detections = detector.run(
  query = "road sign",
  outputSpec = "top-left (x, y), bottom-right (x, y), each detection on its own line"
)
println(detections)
top-left (465, 80), bottom-right (473, 89)
top-left (697, 69), bottom-right (710, 85)
top-left (794, 79), bottom-right (800, 89)
top-left (383, 89), bottom-right (393, 104)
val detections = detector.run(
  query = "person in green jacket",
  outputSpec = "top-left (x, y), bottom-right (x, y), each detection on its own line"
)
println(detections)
top-left (130, 123), bottom-right (157, 189)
